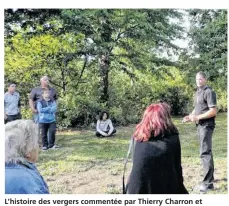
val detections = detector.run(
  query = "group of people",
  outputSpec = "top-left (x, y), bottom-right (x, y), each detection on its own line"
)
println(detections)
top-left (5, 71), bottom-right (217, 194)
top-left (4, 76), bottom-right (116, 150)
top-left (4, 76), bottom-right (58, 150)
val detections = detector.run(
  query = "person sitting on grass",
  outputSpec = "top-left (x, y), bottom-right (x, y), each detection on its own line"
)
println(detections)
top-left (5, 120), bottom-right (49, 194)
top-left (37, 89), bottom-right (59, 150)
top-left (126, 102), bottom-right (188, 194)
top-left (96, 111), bottom-right (116, 137)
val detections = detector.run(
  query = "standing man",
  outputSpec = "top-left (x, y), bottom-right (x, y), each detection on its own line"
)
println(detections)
top-left (183, 71), bottom-right (217, 193)
top-left (4, 83), bottom-right (21, 124)
top-left (29, 76), bottom-right (58, 123)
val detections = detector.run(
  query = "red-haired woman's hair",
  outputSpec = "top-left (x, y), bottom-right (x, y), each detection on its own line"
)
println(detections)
top-left (133, 103), bottom-right (178, 142)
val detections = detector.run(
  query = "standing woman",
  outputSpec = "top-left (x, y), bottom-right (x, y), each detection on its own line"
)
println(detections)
top-left (126, 102), bottom-right (188, 194)
top-left (96, 111), bottom-right (116, 137)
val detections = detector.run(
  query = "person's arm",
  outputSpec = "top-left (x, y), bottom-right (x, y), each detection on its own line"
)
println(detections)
top-left (107, 119), bottom-right (114, 135)
top-left (191, 90), bottom-right (217, 122)
top-left (49, 101), bottom-right (57, 113)
top-left (190, 109), bottom-right (195, 115)
top-left (196, 108), bottom-right (217, 120)
top-left (29, 99), bottom-right (36, 112)
top-left (96, 120), bottom-right (107, 136)
top-left (29, 89), bottom-right (37, 113)
top-left (183, 91), bottom-right (197, 123)
top-left (4, 94), bottom-right (7, 120)
top-left (18, 93), bottom-right (21, 113)
top-left (54, 89), bottom-right (58, 100)
top-left (53, 88), bottom-right (58, 106)
top-left (37, 102), bottom-right (50, 113)
top-left (182, 109), bottom-right (196, 123)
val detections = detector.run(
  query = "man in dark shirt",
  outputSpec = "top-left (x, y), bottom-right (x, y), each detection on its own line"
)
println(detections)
top-left (183, 71), bottom-right (217, 193)
top-left (29, 76), bottom-right (58, 123)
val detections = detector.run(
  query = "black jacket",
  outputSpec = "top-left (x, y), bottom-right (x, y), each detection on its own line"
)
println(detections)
top-left (127, 132), bottom-right (188, 194)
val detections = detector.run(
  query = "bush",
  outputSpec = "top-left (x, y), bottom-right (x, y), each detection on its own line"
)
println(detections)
top-left (20, 106), bottom-right (33, 119)
top-left (159, 86), bottom-right (191, 115)
top-left (215, 89), bottom-right (227, 112)
top-left (56, 93), bottom-right (101, 130)
top-left (19, 66), bottom-right (223, 129)
top-left (208, 77), bottom-right (227, 112)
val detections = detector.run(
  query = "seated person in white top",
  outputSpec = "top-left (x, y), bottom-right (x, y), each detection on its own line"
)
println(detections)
top-left (96, 111), bottom-right (116, 137)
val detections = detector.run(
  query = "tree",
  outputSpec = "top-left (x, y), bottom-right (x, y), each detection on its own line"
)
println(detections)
top-left (5, 9), bottom-right (185, 105)
top-left (188, 9), bottom-right (227, 80)
top-left (60, 9), bottom-right (185, 107)
top-left (7, 9), bottom-right (211, 127)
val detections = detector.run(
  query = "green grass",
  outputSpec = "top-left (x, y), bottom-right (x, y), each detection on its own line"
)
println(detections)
top-left (37, 113), bottom-right (227, 194)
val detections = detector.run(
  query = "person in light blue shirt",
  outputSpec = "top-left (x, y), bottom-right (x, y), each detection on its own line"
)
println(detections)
top-left (37, 89), bottom-right (58, 150)
top-left (5, 120), bottom-right (49, 194)
top-left (4, 83), bottom-right (21, 124)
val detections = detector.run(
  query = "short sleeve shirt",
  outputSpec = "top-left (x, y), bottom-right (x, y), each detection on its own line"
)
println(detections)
top-left (4, 92), bottom-right (20, 115)
top-left (194, 85), bottom-right (217, 116)
top-left (29, 86), bottom-right (57, 108)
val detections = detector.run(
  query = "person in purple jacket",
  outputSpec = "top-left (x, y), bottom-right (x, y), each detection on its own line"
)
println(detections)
top-left (5, 120), bottom-right (49, 194)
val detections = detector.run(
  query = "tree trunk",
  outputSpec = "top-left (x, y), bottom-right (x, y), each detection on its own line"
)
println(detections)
top-left (98, 55), bottom-right (109, 106)
top-left (61, 67), bottom-right (67, 95)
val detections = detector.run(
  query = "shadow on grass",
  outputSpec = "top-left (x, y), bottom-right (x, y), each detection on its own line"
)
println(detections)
top-left (214, 178), bottom-right (227, 183)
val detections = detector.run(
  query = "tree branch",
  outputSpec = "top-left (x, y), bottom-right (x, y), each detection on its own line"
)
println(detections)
top-left (75, 56), bottom-right (88, 90)
top-left (113, 24), bottom-right (139, 43)
top-left (118, 61), bottom-right (137, 80)
top-left (49, 80), bottom-right (65, 90)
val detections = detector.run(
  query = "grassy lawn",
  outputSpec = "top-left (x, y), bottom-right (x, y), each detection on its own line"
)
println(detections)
top-left (37, 113), bottom-right (227, 194)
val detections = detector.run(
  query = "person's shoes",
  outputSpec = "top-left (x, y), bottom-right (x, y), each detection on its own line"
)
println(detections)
top-left (49, 145), bottom-right (60, 149)
top-left (199, 183), bottom-right (214, 192)
top-left (42, 146), bottom-right (48, 151)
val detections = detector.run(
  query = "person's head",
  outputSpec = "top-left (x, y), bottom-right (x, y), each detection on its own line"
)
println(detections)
top-left (5, 120), bottom-right (39, 164)
top-left (42, 89), bottom-right (50, 100)
top-left (99, 111), bottom-right (109, 121)
top-left (40, 76), bottom-right (49, 87)
top-left (196, 71), bottom-right (207, 88)
top-left (8, 83), bottom-right (16, 93)
top-left (133, 102), bottom-right (178, 142)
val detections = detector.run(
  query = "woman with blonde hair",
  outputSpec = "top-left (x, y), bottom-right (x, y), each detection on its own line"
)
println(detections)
top-left (5, 119), bottom-right (49, 194)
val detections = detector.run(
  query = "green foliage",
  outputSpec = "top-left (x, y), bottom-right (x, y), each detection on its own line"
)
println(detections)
top-left (20, 106), bottom-right (33, 119)
top-left (57, 93), bottom-right (101, 129)
top-left (179, 9), bottom-right (227, 113)
top-left (155, 67), bottom-right (193, 115)
top-left (208, 76), bottom-right (227, 112)
top-left (217, 90), bottom-right (227, 112)
top-left (4, 9), bottom-right (227, 128)
top-left (108, 67), bottom-right (192, 125)
top-left (188, 9), bottom-right (227, 80)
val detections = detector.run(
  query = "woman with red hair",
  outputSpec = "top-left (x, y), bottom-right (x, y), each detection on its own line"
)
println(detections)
top-left (126, 102), bottom-right (188, 194)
